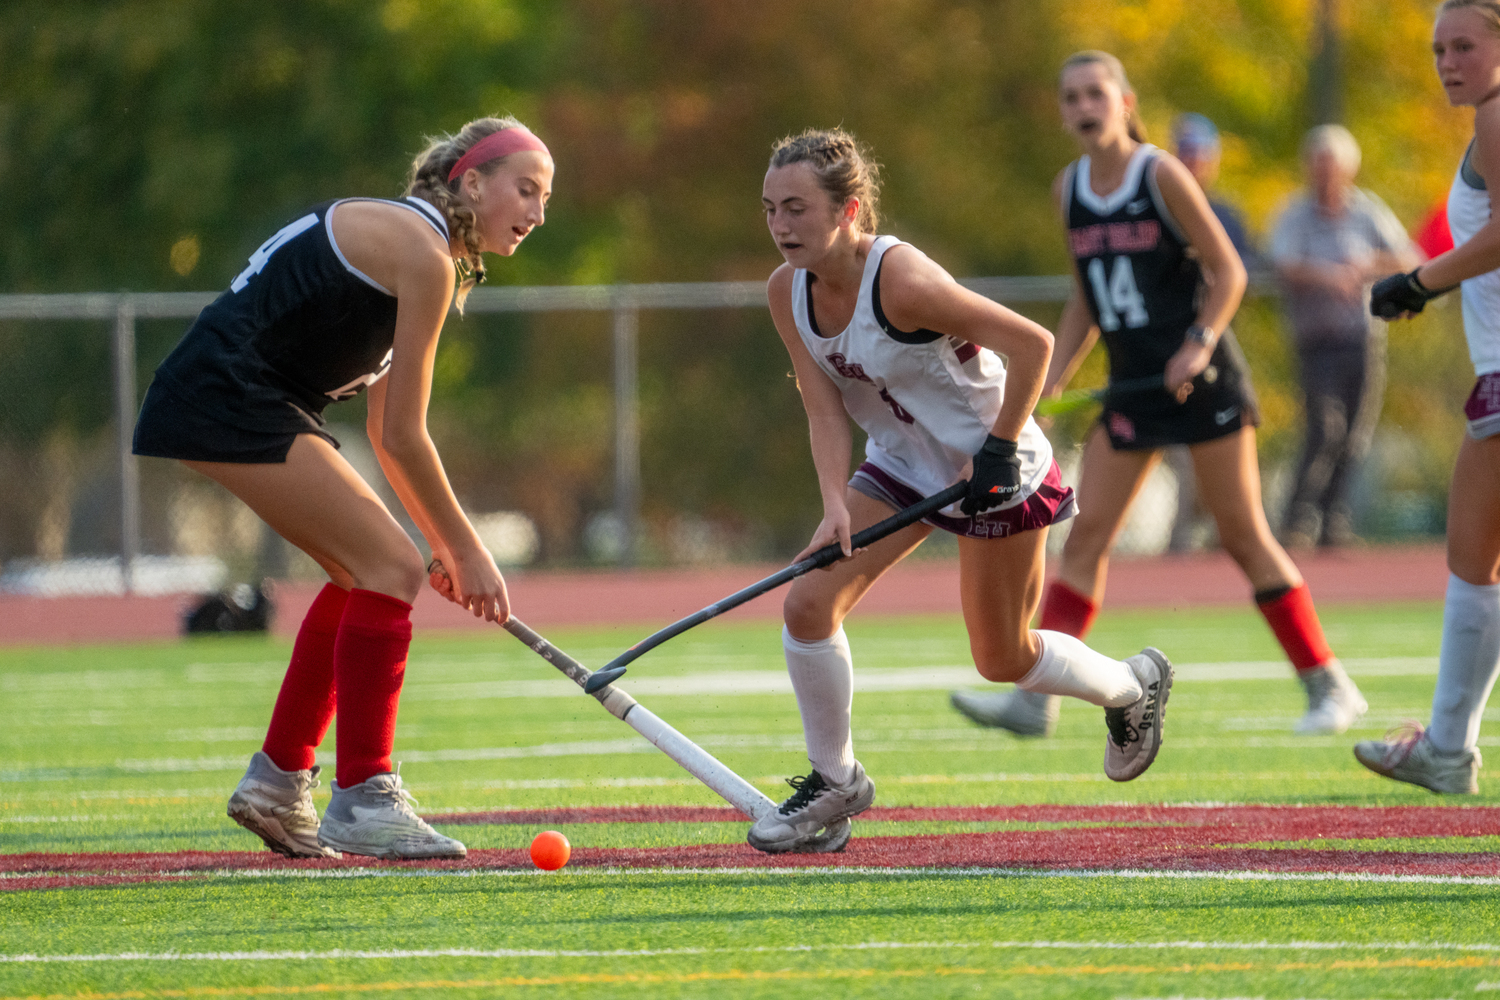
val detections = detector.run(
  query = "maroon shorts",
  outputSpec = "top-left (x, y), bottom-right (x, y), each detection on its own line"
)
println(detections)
top-left (850, 460), bottom-right (1077, 540)
top-left (1465, 372), bottom-right (1500, 440)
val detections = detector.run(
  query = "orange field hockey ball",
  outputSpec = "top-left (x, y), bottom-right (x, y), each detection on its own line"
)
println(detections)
top-left (529, 830), bottom-right (571, 870)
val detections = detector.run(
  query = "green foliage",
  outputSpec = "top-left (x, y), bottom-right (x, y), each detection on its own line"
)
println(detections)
top-left (0, 0), bottom-right (1477, 560)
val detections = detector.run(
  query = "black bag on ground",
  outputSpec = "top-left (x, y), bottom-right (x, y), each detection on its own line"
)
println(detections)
top-left (183, 584), bottom-right (273, 634)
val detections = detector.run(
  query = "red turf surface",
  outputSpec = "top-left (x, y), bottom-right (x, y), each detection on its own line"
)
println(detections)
top-left (6, 805), bottom-right (1495, 889)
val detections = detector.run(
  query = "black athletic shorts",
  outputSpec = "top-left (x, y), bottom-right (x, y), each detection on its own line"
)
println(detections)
top-left (132, 380), bottom-right (339, 464)
top-left (1099, 331), bottom-right (1261, 451)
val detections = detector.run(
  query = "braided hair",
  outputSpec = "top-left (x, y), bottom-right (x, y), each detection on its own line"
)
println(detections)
top-left (769, 128), bottom-right (882, 232)
top-left (404, 115), bottom-right (528, 311)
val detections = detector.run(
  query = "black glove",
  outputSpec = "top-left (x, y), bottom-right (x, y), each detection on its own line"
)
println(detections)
top-left (1370, 269), bottom-right (1450, 319)
top-left (962, 435), bottom-right (1023, 515)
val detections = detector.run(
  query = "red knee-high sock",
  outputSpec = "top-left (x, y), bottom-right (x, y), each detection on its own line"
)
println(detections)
top-left (262, 583), bottom-right (348, 772)
top-left (1256, 583), bottom-right (1334, 673)
top-left (1039, 580), bottom-right (1099, 639)
top-left (333, 588), bottom-right (413, 788)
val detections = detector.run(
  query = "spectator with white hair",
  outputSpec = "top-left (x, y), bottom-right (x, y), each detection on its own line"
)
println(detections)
top-left (1270, 124), bottom-right (1420, 549)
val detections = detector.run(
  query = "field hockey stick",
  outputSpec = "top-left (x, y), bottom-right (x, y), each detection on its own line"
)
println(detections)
top-left (502, 616), bottom-right (779, 820)
top-left (505, 616), bottom-right (852, 851)
top-left (582, 480), bottom-right (970, 694)
top-left (1034, 365), bottom-right (1218, 417)
top-left (423, 562), bottom-right (777, 819)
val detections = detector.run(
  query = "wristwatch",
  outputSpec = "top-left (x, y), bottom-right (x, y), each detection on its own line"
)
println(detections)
top-left (1185, 324), bottom-right (1216, 348)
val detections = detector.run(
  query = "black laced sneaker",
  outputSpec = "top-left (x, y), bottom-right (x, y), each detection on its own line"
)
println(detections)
top-left (1103, 648), bottom-right (1173, 782)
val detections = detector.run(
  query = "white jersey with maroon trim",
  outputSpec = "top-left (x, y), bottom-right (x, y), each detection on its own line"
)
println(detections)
top-left (1449, 142), bottom-right (1500, 377)
top-left (791, 235), bottom-right (1054, 512)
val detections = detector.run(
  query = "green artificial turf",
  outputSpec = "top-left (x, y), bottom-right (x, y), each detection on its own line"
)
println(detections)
top-left (2, 600), bottom-right (1497, 998)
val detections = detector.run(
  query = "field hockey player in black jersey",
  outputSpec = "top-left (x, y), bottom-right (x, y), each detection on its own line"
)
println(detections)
top-left (951, 52), bottom-right (1367, 739)
top-left (132, 116), bottom-right (552, 860)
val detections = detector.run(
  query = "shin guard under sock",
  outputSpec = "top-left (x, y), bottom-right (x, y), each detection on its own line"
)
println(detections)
top-left (1039, 580), bottom-right (1099, 639)
top-left (262, 583), bottom-right (348, 772)
top-left (1256, 583), bottom-right (1334, 673)
top-left (333, 589), bottom-right (413, 788)
top-left (1428, 574), bottom-right (1500, 754)
top-left (783, 626), bottom-right (856, 787)
top-left (1019, 630), bottom-right (1143, 708)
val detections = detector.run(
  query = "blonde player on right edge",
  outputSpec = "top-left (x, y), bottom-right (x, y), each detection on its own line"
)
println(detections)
top-left (1359, 0), bottom-right (1500, 794)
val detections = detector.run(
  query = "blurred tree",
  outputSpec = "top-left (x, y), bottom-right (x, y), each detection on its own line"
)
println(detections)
top-left (0, 0), bottom-right (1477, 563)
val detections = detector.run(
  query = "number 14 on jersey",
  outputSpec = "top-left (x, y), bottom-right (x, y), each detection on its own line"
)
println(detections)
top-left (1087, 256), bottom-right (1149, 332)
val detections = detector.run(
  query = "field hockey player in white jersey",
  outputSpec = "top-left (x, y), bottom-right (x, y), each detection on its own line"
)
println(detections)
top-left (1360, 0), bottom-right (1500, 794)
top-left (952, 52), bottom-right (1366, 740)
top-left (752, 128), bottom-right (1173, 853)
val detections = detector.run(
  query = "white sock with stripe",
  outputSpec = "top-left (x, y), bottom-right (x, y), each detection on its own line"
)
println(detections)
top-left (783, 625), bottom-right (857, 787)
top-left (1428, 574), bottom-right (1500, 754)
top-left (1018, 630), bottom-right (1142, 708)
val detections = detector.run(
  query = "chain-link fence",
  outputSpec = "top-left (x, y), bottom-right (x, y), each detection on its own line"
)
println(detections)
top-left (0, 278), bottom-right (1461, 598)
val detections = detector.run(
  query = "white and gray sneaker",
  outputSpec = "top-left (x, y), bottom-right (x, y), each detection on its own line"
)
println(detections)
top-left (1296, 660), bottom-right (1368, 734)
top-left (317, 769), bottom-right (467, 860)
top-left (747, 764), bottom-right (875, 854)
top-left (950, 688), bottom-right (1059, 737)
top-left (227, 751), bottom-right (340, 859)
top-left (1354, 723), bottom-right (1481, 794)
top-left (1103, 648), bottom-right (1173, 782)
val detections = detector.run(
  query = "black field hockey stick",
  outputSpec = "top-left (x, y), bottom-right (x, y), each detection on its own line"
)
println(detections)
top-left (582, 480), bottom-right (970, 694)
top-left (1034, 364), bottom-right (1218, 417)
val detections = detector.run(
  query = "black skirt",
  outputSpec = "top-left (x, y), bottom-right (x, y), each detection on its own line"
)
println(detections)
top-left (1099, 331), bottom-right (1262, 451)
top-left (132, 380), bottom-right (339, 464)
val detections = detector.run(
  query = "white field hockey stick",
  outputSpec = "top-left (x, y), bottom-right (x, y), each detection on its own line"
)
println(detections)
top-left (425, 565), bottom-right (851, 851)
top-left (502, 617), bottom-right (851, 853)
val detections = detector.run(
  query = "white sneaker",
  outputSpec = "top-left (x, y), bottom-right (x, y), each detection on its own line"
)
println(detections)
top-left (317, 769), bottom-right (467, 860)
top-left (1354, 723), bottom-right (1480, 794)
top-left (950, 688), bottom-right (1059, 737)
top-left (1103, 648), bottom-right (1173, 782)
top-left (1296, 660), bottom-right (1368, 734)
top-left (227, 751), bottom-right (340, 859)
top-left (747, 764), bottom-right (875, 854)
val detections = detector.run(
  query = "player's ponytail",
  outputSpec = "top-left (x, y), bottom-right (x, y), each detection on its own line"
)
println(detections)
top-left (769, 128), bottom-right (882, 232)
top-left (1060, 51), bottom-right (1147, 143)
top-left (1438, 0), bottom-right (1500, 32)
top-left (405, 115), bottom-right (529, 312)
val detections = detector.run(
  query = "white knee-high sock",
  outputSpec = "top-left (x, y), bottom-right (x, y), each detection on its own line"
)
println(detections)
top-left (1017, 630), bottom-right (1143, 708)
top-left (1428, 574), bottom-right (1500, 754)
top-left (783, 626), bottom-right (856, 786)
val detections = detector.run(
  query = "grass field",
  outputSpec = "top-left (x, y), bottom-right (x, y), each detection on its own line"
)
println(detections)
top-left (3, 600), bottom-right (1498, 998)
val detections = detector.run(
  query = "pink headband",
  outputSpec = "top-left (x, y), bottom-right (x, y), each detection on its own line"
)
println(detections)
top-left (448, 127), bottom-right (551, 184)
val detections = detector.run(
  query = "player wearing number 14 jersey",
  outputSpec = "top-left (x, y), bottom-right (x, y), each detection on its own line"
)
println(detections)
top-left (951, 52), bottom-right (1365, 739)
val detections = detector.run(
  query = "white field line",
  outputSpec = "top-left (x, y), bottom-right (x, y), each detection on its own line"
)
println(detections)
top-left (7, 864), bottom-right (1497, 887)
top-left (0, 771), bottom-right (1425, 809)
top-left (20, 734), bottom-right (1494, 781)
top-left (399, 656), bottom-right (1440, 702)
top-left (3, 935), bottom-right (1498, 964)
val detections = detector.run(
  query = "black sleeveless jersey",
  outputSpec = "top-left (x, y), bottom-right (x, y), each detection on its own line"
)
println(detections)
top-left (151, 197), bottom-right (450, 433)
top-left (1065, 145), bottom-right (1203, 383)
